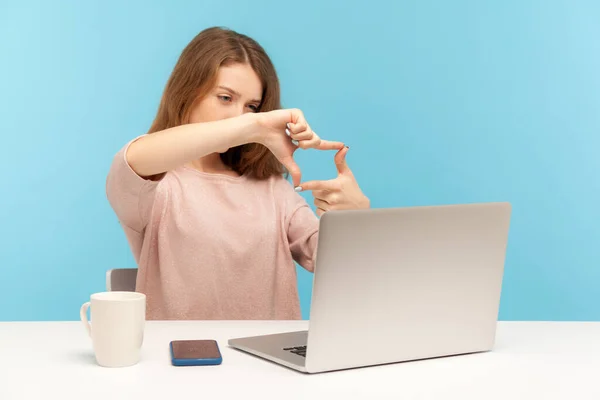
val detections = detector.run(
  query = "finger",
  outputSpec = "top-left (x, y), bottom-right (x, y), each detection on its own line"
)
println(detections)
top-left (313, 190), bottom-right (339, 206)
top-left (288, 130), bottom-right (312, 141)
top-left (280, 156), bottom-right (301, 187)
top-left (322, 192), bottom-right (340, 205)
top-left (335, 145), bottom-right (351, 175)
top-left (314, 198), bottom-right (329, 210)
top-left (312, 189), bottom-right (331, 199)
top-left (316, 207), bottom-right (326, 217)
top-left (295, 179), bottom-right (339, 192)
top-left (289, 108), bottom-right (305, 125)
top-left (286, 122), bottom-right (308, 135)
top-left (297, 137), bottom-right (321, 150)
top-left (317, 140), bottom-right (345, 151)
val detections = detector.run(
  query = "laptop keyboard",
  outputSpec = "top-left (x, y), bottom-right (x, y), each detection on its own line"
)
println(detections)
top-left (283, 345), bottom-right (307, 357)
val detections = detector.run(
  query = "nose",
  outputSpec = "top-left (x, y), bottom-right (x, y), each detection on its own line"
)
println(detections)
top-left (228, 104), bottom-right (246, 118)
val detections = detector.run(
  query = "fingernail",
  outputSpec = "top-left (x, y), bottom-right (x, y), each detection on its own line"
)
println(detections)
top-left (294, 186), bottom-right (302, 192)
top-left (286, 123), bottom-right (291, 129)
top-left (285, 128), bottom-right (291, 136)
top-left (291, 139), bottom-right (299, 146)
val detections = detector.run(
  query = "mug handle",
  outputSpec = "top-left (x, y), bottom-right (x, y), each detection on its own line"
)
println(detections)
top-left (80, 302), bottom-right (92, 337)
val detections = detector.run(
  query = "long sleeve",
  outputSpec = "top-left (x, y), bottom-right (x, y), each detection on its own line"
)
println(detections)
top-left (286, 195), bottom-right (319, 273)
top-left (105, 135), bottom-right (162, 233)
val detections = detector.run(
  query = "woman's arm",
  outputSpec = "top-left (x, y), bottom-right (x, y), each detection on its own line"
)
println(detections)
top-left (127, 113), bottom-right (259, 178)
top-left (287, 204), bottom-right (320, 273)
top-left (127, 108), bottom-right (345, 186)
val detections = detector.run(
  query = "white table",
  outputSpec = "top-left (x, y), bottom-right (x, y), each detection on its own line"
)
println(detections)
top-left (1, 321), bottom-right (599, 399)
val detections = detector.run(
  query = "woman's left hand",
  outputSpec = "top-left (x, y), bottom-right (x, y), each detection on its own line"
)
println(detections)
top-left (295, 146), bottom-right (370, 217)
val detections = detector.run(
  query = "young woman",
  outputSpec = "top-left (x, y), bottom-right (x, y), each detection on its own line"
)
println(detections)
top-left (106, 26), bottom-right (370, 320)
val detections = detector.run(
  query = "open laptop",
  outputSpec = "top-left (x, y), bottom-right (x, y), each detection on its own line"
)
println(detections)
top-left (228, 202), bottom-right (512, 373)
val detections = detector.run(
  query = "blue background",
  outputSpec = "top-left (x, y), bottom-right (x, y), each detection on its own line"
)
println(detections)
top-left (1, 0), bottom-right (598, 321)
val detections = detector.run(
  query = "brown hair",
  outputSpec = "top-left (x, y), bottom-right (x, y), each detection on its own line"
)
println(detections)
top-left (148, 26), bottom-right (285, 179)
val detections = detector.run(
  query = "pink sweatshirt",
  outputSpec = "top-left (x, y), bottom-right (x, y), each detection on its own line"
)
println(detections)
top-left (105, 136), bottom-right (319, 320)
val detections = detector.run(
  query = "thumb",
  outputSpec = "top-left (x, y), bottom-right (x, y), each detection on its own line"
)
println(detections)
top-left (334, 146), bottom-right (351, 175)
top-left (281, 156), bottom-right (302, 187)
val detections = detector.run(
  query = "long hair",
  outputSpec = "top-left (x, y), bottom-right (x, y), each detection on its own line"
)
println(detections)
top-left (148, 26), bottom-right (284, 179)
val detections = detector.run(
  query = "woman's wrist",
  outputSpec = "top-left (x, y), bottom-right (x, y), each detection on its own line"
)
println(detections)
top-left (240, 112), bottom-right (265, 145)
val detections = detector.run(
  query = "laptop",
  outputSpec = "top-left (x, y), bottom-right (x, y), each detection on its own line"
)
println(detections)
top-left (228, 202), bottom-right (512, 373)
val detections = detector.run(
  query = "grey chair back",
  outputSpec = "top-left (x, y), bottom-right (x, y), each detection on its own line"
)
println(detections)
top-left (106, 268), bottom-right (138, 292)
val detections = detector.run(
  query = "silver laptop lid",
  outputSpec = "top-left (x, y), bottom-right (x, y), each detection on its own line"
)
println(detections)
top-left (305, 202), bottom-right (511, 373)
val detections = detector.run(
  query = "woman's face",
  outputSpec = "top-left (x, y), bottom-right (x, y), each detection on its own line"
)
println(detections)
top-left (189, 63), bottom-right (263, 124)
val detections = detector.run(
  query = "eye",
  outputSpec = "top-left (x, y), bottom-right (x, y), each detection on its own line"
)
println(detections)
top-left (218, 95), bottom-right (232, 103)
top-left (248, 104), bottom-right (259, 112)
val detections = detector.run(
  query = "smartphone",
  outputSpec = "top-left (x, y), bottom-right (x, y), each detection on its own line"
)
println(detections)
top-left (170, 339), bottom-right (223, 366)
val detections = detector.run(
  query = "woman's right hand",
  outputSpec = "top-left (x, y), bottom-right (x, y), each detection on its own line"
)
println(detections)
top-left (254, 108), bottom-right (345, 187)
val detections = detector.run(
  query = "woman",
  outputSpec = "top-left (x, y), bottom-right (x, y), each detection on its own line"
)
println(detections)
top-left (106, 26), bottom-right (370, 320)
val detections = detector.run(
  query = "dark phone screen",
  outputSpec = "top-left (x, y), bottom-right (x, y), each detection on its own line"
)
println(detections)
top-left (171, 340), bottom-right (221, 359)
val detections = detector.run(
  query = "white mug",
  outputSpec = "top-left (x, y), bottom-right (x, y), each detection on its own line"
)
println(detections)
top-left (80, 291), bottom-right (146, 367)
